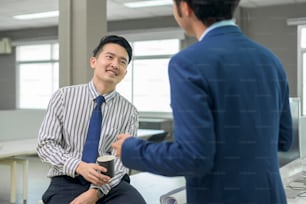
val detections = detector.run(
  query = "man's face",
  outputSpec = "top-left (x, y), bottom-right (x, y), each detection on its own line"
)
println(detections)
top-left (173, 0), bottom-right (181, 22)
top-left (173, 0), bottom-right (195, 37)
top-left (90, 43), bottom-right (129, 87)
top-left (173, 0), bottom-right (188, 33)
top-left (173, 0), bottom-right (183, 18)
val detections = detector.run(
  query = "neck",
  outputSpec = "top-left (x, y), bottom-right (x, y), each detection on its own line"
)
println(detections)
top-left (189, 17), bottom-right (208, 40)
top-left (92, 78), bottom-right (115, 95)
top-left (195, 26), bottom-right (207, 40)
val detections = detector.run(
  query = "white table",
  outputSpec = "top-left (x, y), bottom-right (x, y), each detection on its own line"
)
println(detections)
top-left (0, 138), bottom-right (37, 159)
top-left (130, 172), bottom-right (185, 204)
top-left (0, 129), bottom-right (164, 158)
top-left (280, 158), bottom-right (306, 204)
top-left (137, 129), bottom-right (166, 140)
top-left (0, 138), bottom-right (37, 203)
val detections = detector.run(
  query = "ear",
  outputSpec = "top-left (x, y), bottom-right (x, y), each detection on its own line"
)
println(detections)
top-left (89, 56), bottom-right (96, 69)
top-left (181, 1), bottom-right (193, 16)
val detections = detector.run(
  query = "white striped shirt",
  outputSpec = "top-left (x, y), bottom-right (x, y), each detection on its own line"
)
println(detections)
top-left (37, 80), bottom-right (138, 195)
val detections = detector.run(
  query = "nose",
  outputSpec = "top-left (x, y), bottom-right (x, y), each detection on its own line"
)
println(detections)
top-left (111, 60), bottom-right (119, 69)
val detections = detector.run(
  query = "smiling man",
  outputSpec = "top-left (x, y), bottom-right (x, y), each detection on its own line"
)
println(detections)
top-left (37, 35), bottom-right (145, 204)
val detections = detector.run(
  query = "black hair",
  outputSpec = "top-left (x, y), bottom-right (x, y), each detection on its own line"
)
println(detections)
top-left (92, 35), bottom-right (133, 64)
top-left (174, 0), bottom-right (240, 26)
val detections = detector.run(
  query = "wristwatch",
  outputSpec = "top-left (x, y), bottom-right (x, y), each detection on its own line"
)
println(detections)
top-left (95, 188), bottom-right (104, 199)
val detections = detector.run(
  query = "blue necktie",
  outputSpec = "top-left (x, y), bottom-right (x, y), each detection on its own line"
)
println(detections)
top-left (82, 95), bottom-right (105, 163)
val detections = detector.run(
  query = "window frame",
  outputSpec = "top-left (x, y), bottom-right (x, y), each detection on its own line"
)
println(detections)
top-left (16, 41), bottom-right (59, 109)
top-left (15, 29), bottom-right (184, 116)
top-left (298, 25), bottom-right (306, 115)
top-left (116, 38), bottom-right (180, 116)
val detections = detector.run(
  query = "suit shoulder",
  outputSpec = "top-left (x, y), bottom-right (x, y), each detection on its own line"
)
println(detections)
top-left (171, 41), bottom-right (205, 61)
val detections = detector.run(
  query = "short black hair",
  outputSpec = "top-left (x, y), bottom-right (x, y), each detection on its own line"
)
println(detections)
top-left (93, 35), bottom-right (133, 64)
top-left (174, 0), bottom-right (240, 26)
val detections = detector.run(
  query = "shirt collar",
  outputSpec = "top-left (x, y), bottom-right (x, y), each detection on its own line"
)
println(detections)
top-left (88, 80), bottom-right (117, 103)
top-left (199, 19), bottom-right (237, 41)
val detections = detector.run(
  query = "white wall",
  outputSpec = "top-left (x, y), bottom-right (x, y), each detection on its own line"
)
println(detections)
top-left (0, 109), bottom-right (45, 141)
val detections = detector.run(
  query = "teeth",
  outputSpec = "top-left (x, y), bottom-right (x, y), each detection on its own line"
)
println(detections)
top-left (107, 70), bottom-right (117, 75)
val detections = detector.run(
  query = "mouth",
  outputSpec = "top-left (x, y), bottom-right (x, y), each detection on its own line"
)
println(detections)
top-left (106, 69), bottom-right (118, 76)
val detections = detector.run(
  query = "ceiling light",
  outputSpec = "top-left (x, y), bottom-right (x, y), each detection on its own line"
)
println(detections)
top-left (13, 10), bottom-right (59, 20)
top-left (124, 0), bottom-right (173, 8)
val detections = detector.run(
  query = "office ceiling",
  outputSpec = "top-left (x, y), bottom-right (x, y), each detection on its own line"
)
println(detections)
top-left (0, 0), bottom-right (305, 31)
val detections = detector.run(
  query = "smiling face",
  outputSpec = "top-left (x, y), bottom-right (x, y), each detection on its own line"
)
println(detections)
top-left (90, 43), bottom-right (129, 92)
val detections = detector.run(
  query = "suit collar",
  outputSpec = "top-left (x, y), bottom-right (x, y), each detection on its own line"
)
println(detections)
top-left (200, 25), bottom-right (241, 42)
top-left (199, 19), bottom-right (237, 41)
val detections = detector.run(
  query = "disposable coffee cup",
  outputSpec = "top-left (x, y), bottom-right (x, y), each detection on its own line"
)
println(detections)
top-left (97, 155), bottom-right (115, 177)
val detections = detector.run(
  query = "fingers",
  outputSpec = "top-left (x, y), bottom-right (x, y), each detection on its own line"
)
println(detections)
top-left (117, 133), bottom-right (131, 140)
top-left (94, 164), bottom-right (110, 181)
top-left (93, 175), bottom-right (110, 185)
top-left (95, 171), bottom-right (111, 185)
top-left (96, 165), bottom-right (107, 173)
top-left (89, 168), bottom-right (111, 185)
top-left (111, 141), bottom-right (121, 157)
top-left (112, 133), bottom-right (131, 158)
top-left (79, 163), bottom-right (111, 185)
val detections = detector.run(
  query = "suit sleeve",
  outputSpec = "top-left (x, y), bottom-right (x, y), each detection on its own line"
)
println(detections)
top-left (278, 82), bottom-right (293, 152)
top-left (121, 54), bottom-right (215, 177)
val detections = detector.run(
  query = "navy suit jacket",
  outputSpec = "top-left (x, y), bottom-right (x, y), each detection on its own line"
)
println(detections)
top-left (121, 25), bottom-right (293, 203)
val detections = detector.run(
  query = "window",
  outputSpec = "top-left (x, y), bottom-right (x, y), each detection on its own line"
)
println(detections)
top-left (16, 43), bottom-right (59, 109)
top-left (300, 26), bottom-right (306, 115)
top-left (16, 38), bottom-right (180, 113)
top-left (116, 39), bottom-right (180, 113)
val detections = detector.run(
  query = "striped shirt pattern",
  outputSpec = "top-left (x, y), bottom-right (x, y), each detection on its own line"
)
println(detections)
top-left (37, 81), bottom-right (139, 195)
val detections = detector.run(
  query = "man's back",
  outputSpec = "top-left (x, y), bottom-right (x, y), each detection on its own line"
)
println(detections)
top-left (112, 1), bottom-right (293, 204)
top-left (169, 25), bottom-right (293, 203)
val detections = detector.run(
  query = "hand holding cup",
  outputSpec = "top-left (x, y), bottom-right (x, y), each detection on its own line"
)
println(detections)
top-left (97, 155), bottom-right (115, 177)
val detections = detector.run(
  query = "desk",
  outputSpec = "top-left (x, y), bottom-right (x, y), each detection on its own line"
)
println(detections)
top-left (0, 138), bottom-right (37, 203)
top-left (130, 172), bottom-right (185, 204)
top-left (137, 129), bottom-right (166, 141)
top-left (0, 130), bottom-right (163, 158)
top-left (0, 138), bottom-right (37, 159)
top-left (280, 158), bottom-right (306, 204)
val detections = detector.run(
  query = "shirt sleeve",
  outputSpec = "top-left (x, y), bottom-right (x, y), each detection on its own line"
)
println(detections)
top-left (36, 89), bottom-right (81, 177)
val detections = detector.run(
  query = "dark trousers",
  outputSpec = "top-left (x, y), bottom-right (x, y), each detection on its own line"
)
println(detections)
top-left (42, 174), bottom-right (146, 204)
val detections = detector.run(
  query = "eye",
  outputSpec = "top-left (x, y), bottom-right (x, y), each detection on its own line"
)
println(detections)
top-left (105, 55), bottom-right (113, 60)
top-left (120, 59), bottom-right (127, 66)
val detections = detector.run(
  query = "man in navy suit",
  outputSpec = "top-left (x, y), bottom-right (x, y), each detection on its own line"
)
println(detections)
top-left (112, 0), bottom-right (293, 203)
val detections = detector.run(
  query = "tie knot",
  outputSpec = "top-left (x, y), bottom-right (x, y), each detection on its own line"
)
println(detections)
top-left (95, 95), bottom-right (105, 106)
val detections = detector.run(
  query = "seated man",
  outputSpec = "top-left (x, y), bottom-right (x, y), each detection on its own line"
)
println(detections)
top-left (37, 35), bottom-right (145, 204)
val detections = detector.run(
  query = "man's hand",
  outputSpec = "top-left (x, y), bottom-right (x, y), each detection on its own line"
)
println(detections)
top-left (111, 133), bottom-right (131, 158)
top-left (70, 188), bottom-right (99, 204)
top-left (76, 162), bottom-right (110, 185)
